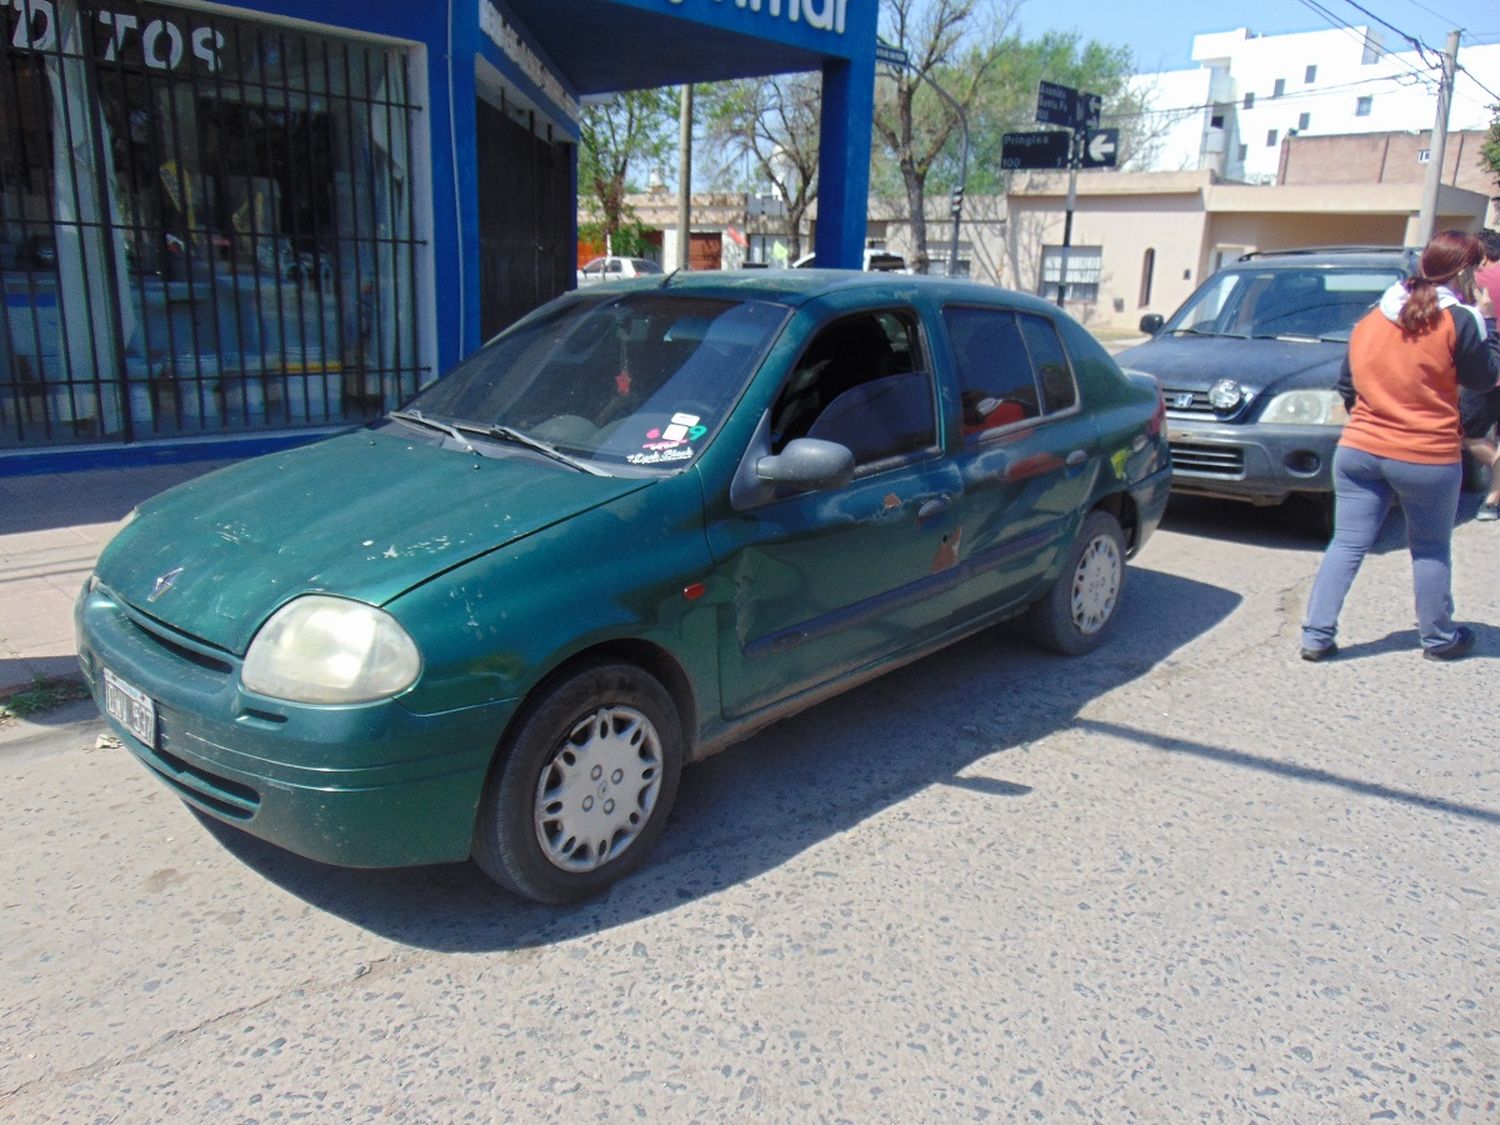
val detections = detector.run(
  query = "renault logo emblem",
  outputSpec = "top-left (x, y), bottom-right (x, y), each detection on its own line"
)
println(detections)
top-left (148, 567), bottom-right (184, 603)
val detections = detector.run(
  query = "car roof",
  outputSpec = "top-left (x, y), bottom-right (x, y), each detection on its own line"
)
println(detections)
top-left (571, 268), bottom-right (1061, 313)
top-left (1230, 246), bottom-right (1418, 270)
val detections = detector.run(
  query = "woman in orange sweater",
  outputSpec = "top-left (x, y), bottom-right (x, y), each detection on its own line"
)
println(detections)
top-left (1301, 230), bottom-right (1499, 662)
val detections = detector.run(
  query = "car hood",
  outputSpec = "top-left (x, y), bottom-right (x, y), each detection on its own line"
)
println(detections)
top-left (1116, 334), bottom-right (1345, 395)
top-left (95, 431), bottom-right (652, 654)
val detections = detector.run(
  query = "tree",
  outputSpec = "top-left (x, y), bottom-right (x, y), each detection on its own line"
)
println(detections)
top-left (1482, 105), bottom-right (1500, 190)
top-left (873, 0), bottom-right (1014, 274)
top-left (699, 73), bottom-right (823, 260)
top-left (578, 88), bottom-right (678, 254)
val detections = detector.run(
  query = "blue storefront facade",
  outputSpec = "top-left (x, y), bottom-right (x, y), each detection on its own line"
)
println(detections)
top-left (0, 0), bottom-right (876, 466)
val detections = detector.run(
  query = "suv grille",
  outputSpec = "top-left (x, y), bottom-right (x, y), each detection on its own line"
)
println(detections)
top-left (1168, 442), bottom-right (1244, 477)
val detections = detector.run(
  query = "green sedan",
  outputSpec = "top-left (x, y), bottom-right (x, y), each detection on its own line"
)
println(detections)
top-left (77, 271), bottom-right (1171, 903)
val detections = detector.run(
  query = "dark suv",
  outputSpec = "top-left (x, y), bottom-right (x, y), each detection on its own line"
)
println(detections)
top-left (1117, 246), bottom-right (1417, 519)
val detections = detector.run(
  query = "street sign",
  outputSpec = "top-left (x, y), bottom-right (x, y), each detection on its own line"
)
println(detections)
top-left (875, 38), bottom-right (909, 68)
top-left (1076, 92), bottom-right (1102, 130)
top-left (1001, 130), bottom-right (1073, 171)
top-left (1035, 80), bottom-right (1076, 127)
top-left (1081, 128), bottom-right (1119, 169)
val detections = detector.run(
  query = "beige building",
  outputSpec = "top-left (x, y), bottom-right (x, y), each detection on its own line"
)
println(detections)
top-left (878, 170), bottom-right (1492, 334)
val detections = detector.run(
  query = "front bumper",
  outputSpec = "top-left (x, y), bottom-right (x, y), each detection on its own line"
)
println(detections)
top-left (1165, 416), bottom-right (1341, 503)
top-left (76, 584), bottom-right (518, 869)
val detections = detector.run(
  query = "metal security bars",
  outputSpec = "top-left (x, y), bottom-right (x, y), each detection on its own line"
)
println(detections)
top-left (0, 0), bottom-right (427, 448)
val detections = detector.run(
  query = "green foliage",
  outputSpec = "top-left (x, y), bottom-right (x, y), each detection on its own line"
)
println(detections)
top-left (1481, 106), bottom-right (1500, 189)
top-left (579, 88), bottom-right (678, 242)
top-left (577, 218), bottom-right (655, 258)
top-left (0, 676), bottom-right (90, 721)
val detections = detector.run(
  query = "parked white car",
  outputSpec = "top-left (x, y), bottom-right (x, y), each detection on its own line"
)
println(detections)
top-left (577, 256), bottom-right (665, 285)
top-left (792, 250), bottom-right (910, 273)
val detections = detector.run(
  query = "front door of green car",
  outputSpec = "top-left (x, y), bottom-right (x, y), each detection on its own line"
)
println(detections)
top-left (705, 309), bottom-right (967, 719)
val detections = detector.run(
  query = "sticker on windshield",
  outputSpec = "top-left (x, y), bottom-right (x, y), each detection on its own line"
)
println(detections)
top-left (627, 447), bottom-right (694, 466)
top-left (661, 412), bottom-right (701, 443)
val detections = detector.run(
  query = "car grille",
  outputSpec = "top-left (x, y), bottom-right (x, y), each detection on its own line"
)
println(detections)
top-left (1168, 442), bottom-right (1244, 477)
top-left (1161, 387), bottom-right (1218, 415)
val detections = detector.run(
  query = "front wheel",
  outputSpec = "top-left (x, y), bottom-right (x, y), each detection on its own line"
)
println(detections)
top-left (1024, 509), bottom-right (1126, 656)
top-left (473, 660), bottom-right (683, 903)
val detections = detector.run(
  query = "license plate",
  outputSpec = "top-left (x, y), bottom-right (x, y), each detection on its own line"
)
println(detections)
top-left (103, 668), bottom-right (156, 748)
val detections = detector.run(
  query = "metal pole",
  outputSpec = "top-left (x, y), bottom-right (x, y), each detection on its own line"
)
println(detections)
top-left (1057, 132), bottom-right (1079, 308)
top-left (1415, 30), bottom-right (1461, 247)
top-left (677, 84), bottom-right (693, 270)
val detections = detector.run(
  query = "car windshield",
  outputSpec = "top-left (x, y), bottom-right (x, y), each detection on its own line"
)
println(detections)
top-left (1162, 266), bottom-right (1402, 342)
top-left (395, 293), bottom-right (788, 473)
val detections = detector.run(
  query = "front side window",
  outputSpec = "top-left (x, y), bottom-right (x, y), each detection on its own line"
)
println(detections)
top-left (403, 293), bottom-right (788, 472)
top-left (770, 310), bottom-right (934, 470)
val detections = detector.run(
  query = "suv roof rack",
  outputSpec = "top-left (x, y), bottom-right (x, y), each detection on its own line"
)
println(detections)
top-left (1236, 245), bottom-right (1417, 261)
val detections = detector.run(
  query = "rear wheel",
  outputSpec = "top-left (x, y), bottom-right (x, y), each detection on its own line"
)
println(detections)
top-left (1024, 509), bottom-right (1126, 655)
top-left (473, 660), bottom-right (683, 903)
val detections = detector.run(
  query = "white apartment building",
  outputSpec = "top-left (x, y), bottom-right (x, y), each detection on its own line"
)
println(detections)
top-left (1129, 26), bottom-right (1500, 184)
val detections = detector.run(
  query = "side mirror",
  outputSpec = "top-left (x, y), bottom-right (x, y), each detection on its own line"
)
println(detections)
top-left (755, 438), bottom-right (855, 493)
top-left (1139, 313), bottom-right (1165, 336)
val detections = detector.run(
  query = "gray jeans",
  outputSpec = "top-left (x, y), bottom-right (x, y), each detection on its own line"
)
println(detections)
top-left (1301, 445), bottom-right (1462, 652)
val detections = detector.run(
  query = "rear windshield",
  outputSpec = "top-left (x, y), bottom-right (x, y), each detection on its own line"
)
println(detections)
top-left (1163, 266), bottom-right (1402, 342)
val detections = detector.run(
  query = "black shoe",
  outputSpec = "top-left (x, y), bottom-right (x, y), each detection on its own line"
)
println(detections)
top-left (1423, 626), bottom-right (1476, 662)
top-left (1301, 642), bottom-right (1338, 662)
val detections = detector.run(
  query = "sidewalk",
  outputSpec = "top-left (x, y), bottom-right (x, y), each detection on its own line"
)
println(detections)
top-left (0, 460), bottom-right (234, 696)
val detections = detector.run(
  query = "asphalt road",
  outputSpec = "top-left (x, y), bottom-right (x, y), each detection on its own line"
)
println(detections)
top-left (3, 495), bottom-right (1498, 1121)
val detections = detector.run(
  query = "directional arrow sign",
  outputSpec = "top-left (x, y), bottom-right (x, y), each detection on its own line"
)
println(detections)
top-left (1002, 130), bottom-right (1073, 170)
top-left (1081, 128), bottom-right (1119, 169)
top-left (1035, 80), bottom-right (1077, 127)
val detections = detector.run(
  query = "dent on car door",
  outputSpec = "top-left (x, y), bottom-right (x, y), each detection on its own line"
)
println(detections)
top-left (705, 308), bottom-right (966, 719)
top-left (941, 306), bottom-right (1100, 617)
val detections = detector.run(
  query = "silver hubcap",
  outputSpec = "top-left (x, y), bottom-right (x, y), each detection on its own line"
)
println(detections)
top-left (1071, 534), bottom-right (1121, 635)
top-left (534, 706), bottom-right (662, 873)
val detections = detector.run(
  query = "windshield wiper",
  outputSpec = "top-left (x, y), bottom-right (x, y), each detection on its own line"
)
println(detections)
top-left (388, 409), bottom-right (474, 452)
top-left (461, 422), bottom-right (612, 477)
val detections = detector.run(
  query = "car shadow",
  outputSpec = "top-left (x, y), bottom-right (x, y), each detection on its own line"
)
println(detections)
top-left (199, 565), bottom-right (1242, 951)
top-left (0, 460), bottom-right (235, 536)
top-left (1162, 492), bottom-right (1481, 557)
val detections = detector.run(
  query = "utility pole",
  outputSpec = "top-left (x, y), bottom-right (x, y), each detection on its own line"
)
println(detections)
top-left (677, 84), bottom-right (694, 271)
top-left (1057, 132), bottom-right (1080, 308)
top-left (1415, 29), bottom-right (1461, 247)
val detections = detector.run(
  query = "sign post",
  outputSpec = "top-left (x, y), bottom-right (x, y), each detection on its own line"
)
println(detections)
top-left (1001, 81), bottom-right (1117, 306)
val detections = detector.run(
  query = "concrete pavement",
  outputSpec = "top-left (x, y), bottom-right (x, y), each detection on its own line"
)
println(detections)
top-left (0, 460), bottom-right (232, 696)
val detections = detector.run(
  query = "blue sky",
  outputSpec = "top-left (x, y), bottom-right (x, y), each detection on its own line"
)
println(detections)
top-left (1011, 0), bottom-right (1500, 72)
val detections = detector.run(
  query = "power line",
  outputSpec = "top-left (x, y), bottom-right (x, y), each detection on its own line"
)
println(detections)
top-left (1392, 0), bottom-right (1463, 29)
top-left (1457, 65), bottom-right (1500, 104)
top-left (1292, 0), bottom-right (1439, 82)
top-left (1107, 73), bottom-right (1422, 124)
top-left (1335, 0), bottom-right (1437, 61)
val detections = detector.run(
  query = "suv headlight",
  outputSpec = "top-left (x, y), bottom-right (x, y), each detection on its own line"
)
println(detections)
top-left (1259, 389), bottom-right (1350, 426)
top-left (242, 595), bottom-right (421, 704)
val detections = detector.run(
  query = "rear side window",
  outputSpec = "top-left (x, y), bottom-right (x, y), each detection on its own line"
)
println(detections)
top-left (944, 307), bottom-right (1077, 439)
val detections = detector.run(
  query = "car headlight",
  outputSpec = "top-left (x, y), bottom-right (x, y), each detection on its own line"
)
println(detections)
top-left (1208, 379), bottom-right (1244, 410)
top-left (242, 595), bottom-right (421, 704)
top-left (1259, 389), bottom-right (1350, 426)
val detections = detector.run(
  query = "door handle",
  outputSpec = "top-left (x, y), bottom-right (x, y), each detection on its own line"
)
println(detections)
top-left (1065, 450), bottom-right (1088, 467)
top-left (917, 495), bottom-right (952, 521)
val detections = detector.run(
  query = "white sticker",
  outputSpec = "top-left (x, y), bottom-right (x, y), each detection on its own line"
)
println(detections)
top-left (662, 424), bottom-right (688, 442)
top-left (671, 413), bottom-right (701, 426)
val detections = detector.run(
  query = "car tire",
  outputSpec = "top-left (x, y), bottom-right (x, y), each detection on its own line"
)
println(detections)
top-left (472, 660), bottom-right (683, 903)
top-left (1024, 508), bottom-right (1126, 656)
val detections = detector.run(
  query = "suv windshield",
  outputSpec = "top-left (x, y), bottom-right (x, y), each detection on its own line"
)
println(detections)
top-left (396, 293), bottom-right (788, 472)
top-left (1163, 266), bottom-right (1402, 342)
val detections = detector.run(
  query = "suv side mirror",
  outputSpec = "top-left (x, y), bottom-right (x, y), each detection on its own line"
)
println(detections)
top-left (1139, 313), bottom-right (1165, 336)
top-left (756, 438), bottom-right (855, 492)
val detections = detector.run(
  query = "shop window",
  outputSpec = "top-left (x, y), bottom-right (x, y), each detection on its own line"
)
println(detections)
top-left (1, 0), bottom-right (426, 448)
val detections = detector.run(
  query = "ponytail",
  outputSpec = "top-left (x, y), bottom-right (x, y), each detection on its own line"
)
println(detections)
top-left (1397, 276), bottom-right (1442, 337)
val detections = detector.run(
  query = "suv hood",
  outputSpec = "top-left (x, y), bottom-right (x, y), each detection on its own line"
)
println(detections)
top-left (95, 431), bottom-right (651, 654)
top-left (1117, 334), bottom-right (1345, 396)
